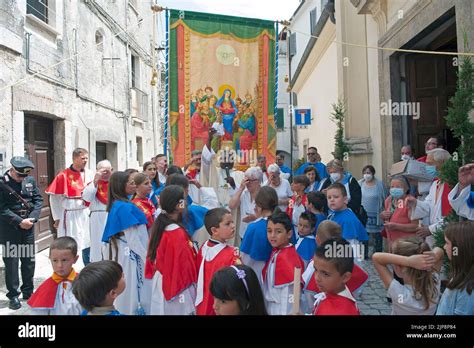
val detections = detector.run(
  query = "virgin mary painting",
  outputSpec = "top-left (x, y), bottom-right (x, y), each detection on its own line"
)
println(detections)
top-left (215, 89), bottom-right (237, 141)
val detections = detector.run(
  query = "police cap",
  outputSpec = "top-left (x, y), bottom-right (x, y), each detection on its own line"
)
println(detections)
top-left (10, 156), bottom-right (35, 176)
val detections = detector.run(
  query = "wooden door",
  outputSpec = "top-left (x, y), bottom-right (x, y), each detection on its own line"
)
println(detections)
top-left (406, 25), bottom-right (458, 157)
top-left (24, 115), bottom-right (55, 251)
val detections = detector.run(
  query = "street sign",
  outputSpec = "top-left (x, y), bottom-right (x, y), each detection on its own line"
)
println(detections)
top-left (294, 108), bottom-right (311, 126)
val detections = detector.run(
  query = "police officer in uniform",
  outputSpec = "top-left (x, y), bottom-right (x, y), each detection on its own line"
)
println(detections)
top-left (0, 157), bottom-right (43, 310)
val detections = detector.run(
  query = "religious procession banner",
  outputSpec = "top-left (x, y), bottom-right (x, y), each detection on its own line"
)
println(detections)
top-left (168, 10), bottom-right (277, 168)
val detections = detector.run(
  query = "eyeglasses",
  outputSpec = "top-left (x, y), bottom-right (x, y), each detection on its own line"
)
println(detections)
top-left (426, 141), bottom-right (437, 146)
top-left (127, 180), bottom-right (136, 185)
top-left (307, 152), bottom-right (317, 155)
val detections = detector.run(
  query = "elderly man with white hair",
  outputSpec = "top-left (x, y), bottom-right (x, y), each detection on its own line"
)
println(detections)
top-left (264, 163), bottom-right (293, 211)
top-left (82, 160), bottom-right (113, 263)
top-left (406, 148), bottom-right (453, 247)
top-left (229, 166), bottom-right (262, 240)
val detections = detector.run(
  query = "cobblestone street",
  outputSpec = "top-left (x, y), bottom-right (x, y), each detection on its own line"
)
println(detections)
top-left (358, 259), bottom-right (391, 315)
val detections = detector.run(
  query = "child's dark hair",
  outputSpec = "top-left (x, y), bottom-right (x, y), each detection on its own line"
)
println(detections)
top-left (124, 168), bottom-right (139, 175)
top-left (166, 165), bottom-right (184, 176)
top-left (307, 191), bottom-right (326, 211)
top-left (444, 221), bottom-right (474, 294)
top-left (205, 208), bottom-right (231, 236)
top-left (166, 173), bottom-right (189, 189)
top-left (50, 236), bottom-right (78, 257)
top-left (292, 175), bottom-right (310, 188)
top-left (210, 265), bottom-right (267, 315)
top-left (268, 210), bottom-right (292, 232)
top-left (147, 185), bottom-right (185, 262)
top-left (315, 238), bottom-right (354, 275)
top-left (327, 182), bottom-right (347, 197)
top-left (299, 211), bottom-right (316, 229)
top-left (72, 260), bottom-right (123, 311)
top-left (304, 166), bottom-right (321, 181)
top-left (107, 171), bottom-right (132, 212)
top-left (255, 186), bottom-right (278, 211)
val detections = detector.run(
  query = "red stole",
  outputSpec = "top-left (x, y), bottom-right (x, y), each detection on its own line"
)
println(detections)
top-left (305, 263), bottom-right (368, 295)
top-left (435, 179), bottom-right (452, 217)
top-left (27, 269), bottom-right (77, 308)
top-left (186, 166), bottom-right (199, 180)
top-left (286, 194), bottom-right (308, 221)
top-left (262, 246), bottom-right (305, 286)
top-left (132, 197), bottom-right (156, 228)
top-left (417, 156), bottom-right (427, 163)
top-left (313, 291), bottom-right (360, 315)
top-left (96, 180), bottom-right (109, 205)
top-left (196, 241), bottom-right (241, 316)
top-left (46, 168), bottom-right (88, 198)
top-left (144, 225), bottom-right (197, 301)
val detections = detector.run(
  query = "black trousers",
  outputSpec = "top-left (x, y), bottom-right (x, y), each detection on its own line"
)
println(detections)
top-left (1, 227), bottom-right (35, 299)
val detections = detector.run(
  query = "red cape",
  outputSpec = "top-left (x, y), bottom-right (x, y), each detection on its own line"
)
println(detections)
top-left (262, 246), bottom-right (305, 286)
top-left (305, 263), bottom-right (368, 295)
top-left (145, 226), bottom-right (197, 301)
top-left (46, 168), bottom-right (88, 198)
top-left (196, 241), bottom-right (241, 316)
top-left (27, 271), bottom-right (78, 308)
top-left (313, 292), bottom-right (360, 315)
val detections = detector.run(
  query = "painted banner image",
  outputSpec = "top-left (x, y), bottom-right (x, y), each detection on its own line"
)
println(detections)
top-left (168, 10), bottom-right (276, 168)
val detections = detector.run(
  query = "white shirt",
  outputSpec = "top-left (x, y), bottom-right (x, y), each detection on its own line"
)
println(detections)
top-left (387, 273), bottom-right (440, 315)
top-left (410, 180), bottom-right (447, 247)
top-left (448, 183), bottom-right (474, 220)
top-left (239, 189), bottom-right (256, 239)
top-left (158, 172), bottom-right (167, 185)
top-left (264, 178), bottom-right (293, 211)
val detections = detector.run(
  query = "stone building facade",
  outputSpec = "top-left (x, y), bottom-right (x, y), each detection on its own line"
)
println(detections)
top-left (0, 0), bottom-right (163, 249)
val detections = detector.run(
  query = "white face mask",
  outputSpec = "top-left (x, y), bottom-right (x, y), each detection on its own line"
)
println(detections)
top-left (363, 174), bottom-right (373, 182)
top-left (401, 154), bottom-right (411, 161)
top-left (330, 172), bottom-right (341, 182)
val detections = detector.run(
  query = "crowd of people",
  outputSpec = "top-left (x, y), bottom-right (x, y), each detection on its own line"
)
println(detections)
top-left (1, 131), bottom-right (473, 316)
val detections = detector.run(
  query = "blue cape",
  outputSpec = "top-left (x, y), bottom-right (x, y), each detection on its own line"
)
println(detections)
top-left (279, 165), bottom-right (292, 175)
top-left (296, 236), bottom-right (317, 261)
top-left (295, 162), bottom-right (328, 179)
top-left (328, 208), bottom-right (368, 241)
top-left (102, 200), bottom-right (147, 242)
top-left (183, 204), bottom-right (208, 237)
top-left (240, 218), bottom-right (273, 261)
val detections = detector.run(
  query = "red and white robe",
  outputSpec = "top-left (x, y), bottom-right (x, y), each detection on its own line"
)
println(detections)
top-left (262, 245), bottom-right (305, 315)
top-left (195, 239), bottom-right (241, 315)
